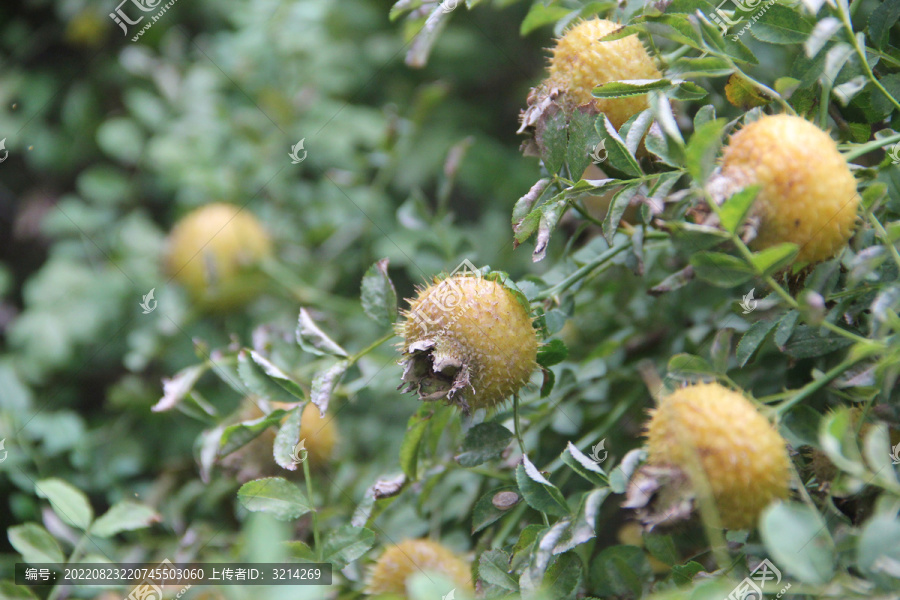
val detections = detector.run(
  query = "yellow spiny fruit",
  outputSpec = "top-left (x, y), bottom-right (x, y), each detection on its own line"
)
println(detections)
top-left (720, 114), bottom-right (859, 265)
top-left (165, 203), bottom-right (272, 310)
top-left (397, 274), bottom-right (538, 415)
top-left (645, 382), bottom-right (791, 530)
top-left (298, 401), bottom-right (338, 465)
top-left (367, 539), bottom-right (473, 597)
top-left (220, 400), bottom-right (337, 481)
top-left (546, 18), bottom-right (662, 129)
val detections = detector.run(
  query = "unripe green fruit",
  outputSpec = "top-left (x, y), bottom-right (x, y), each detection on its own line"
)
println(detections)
top-left (546, 18), bottom-right (661, 129)
top-left (720, 114), bottom-right (859, 265)
top-left (165, 203), bottom-right (272, 310)
top-left (645, 382), bottom-right (791, 530)
top-left (397, 274), bottom-right (538, 415)
top-left (367, 539), bottom-right (472, 597)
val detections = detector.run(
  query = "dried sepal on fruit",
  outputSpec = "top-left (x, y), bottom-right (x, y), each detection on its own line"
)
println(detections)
top-left (396, 272), bottom-right (538, 415)
top-left (367, 538), bottom-right (473, 597)
top-left (628, 382), bottom-right (791, 530)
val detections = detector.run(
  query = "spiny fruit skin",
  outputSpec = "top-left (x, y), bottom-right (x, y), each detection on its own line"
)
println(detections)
top-left (165, 203), bottom-right (272, 310)
top-left (367, 539), bottom-right (473, 597)
top-left (645, 382), bottom-right (791, 530)
top-left (546, 18), bottom-right (662, 129)
top-left (398, 274), bottom-right (538, 414)
top-left (221, 399), bottom-right (337, 481)
top-left (721, 114), bottom-right (859, 265)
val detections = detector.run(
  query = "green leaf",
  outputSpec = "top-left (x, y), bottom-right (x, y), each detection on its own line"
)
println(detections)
top-left (8, 523), bottom-right (64, 564)
top-left (751, 243), bottom-right (799, 276)
top-left (857, 514), bottom-right (900, 590)
top-left (562, 441), bottom-right (608, 486)
top-left (783, 326), bottom-right (854, 358)
top-left (592, 79), bottom-right (705, 100)
top-left (544, 552), bottom-right (583, 599)
top-left (667, 353), bottom-right (714, 377)
top-left (153, 363), bottom-right (206, 412)
top-left (685, 118), bottom-right (725, 184)
top-left (533, 196), bottom-right (569, 262)
top-left (237, 477), bottom-right (312, 521)
top-left (0, 582), bottom-right (39, 599)
top-left (552, 489), bottom-right (609, 554)
top-left (400, 404), bottom-right (434, 479)
top-left (296, 308), bottom-right (349, 357)
top-left (517, 455), bottom-right (570, 517)
top-left (862, 424), bottom-right (899, 488)
top-left (479, 549), bottom-right (519, 590)
top-left (566, 108), bottom-right (602, 180)
top-left (668, 56), bottom-right (734, 78)
top-left (237, 351), bottom-right (300, 404)
top-left (321, 525), bottom-right (375, 568)
top-left (869, 0), bottom-right (900, 50)
top-left (690, 251), bottom-right (755, 287)
top-left (719, 185), bottom-right (759, 234)
top-left (750, 4), bottom-right (814, 44)
top-left (669, 221), bottom-right (732, 253)
top-left (35, 478), bottom-right (93, 530)
top-left (595, 115), bottom-right (642, 178)
top-left (246, 350), bottom-right (306, 400)
top-left (473, 486), bottom-right (520, 533)
top-left (456, 422), bottom-right (514, 468)
top-left (273, 405), bottom-right (304, 471)
top-left (360, 259), bottom-right (398, 327)
top-left (602, 185), bottom-right (640, 244)
top-left (219, 408), bottom-right (287, 457)
top-left (537, 339), bottom-right (568, 368)
top-left (91, 501), bottom-right (160, 537)
top-left (805, 17), bottom-right (842, 58)
top-left (644, 533), bottom-right (678, 566)
top-left (537, 107), bottom-right (569, 176)
top-left (590, 545), bottom-right (652, 597)
top-left (520, 3), bottom-right (572, 35)
top-left (310, 359), bottom-right (350, 415)
top-left (736, 320), bottom-right (777, 367)
top-left (774, 310), bottom-right (800, 349)
top-left (760, 502), bottom-right (835, 584)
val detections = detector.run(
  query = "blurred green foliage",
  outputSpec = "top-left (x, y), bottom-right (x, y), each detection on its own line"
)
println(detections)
top-left (1, 0), bottom-right (900, 598)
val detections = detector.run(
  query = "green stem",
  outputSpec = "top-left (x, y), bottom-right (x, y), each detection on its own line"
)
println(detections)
top-left (841, 132), bottom-right (900, 161)
top-left (533, 242), bottom-right (633, 301)
top-left (772, 354), bottom-right (868, 415)
top-left (348, 332), bottom-right (395, 367)
top-left (840, 4), bottom-right (900, 113)
top-left (513, 394), bottom-right (527, 457)
top-left (491, 503), bottom-right (528, 549)
top-left (868, 212), bottom-right (900, 271)
top-left (302, 458), bottom-right (321, 559)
